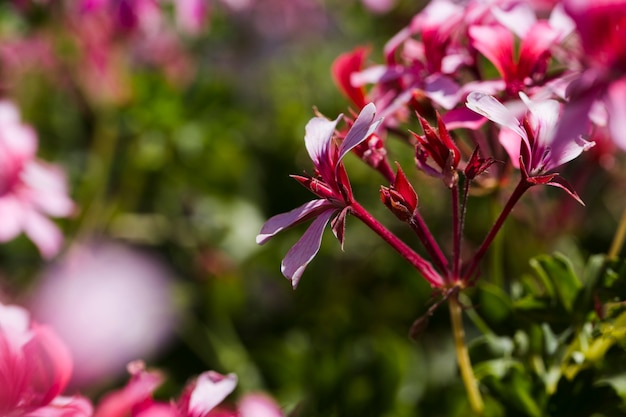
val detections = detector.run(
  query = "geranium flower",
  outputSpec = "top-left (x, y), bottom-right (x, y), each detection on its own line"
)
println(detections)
top-left (256, 103), bottom-right (382, 288)
top-left (0, 301), bottom-right (91, 416)
top-left (466, 91), bottom-right (594, 201)
top-left (0, 101), bottom-right (74, 258)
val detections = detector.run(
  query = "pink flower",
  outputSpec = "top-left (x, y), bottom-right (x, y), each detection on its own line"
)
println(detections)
top-left (0, 301), bottom-right (91, 416)
top-left (95, 362), bottom-right (283, 417)
top-left (31, 240), bottom-right (176, 387)
top-left (466, 91), bottom-right (594, 202)
top-left (256, 103), bottom-right (381, 288)
top-left (0, 101), bottom-right (74, 258)
top-left (554, 0), bottom-right (626, 150)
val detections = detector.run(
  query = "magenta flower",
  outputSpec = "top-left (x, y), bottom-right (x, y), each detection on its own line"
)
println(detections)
top-left (0, 101), bottom-right (74, 258)
top-left (256, 103), bottom-right (382, 288)
top-left (0, 301), bottom-right (91, 416)
top-left (554, 0), bottom-right (626, 150)
top-left (466, 91), bottom-right (594, 201)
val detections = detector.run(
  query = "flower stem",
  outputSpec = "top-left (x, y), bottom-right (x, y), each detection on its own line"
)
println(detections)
top-left (409, 211), bottom-right (449, 276)
top-left (452, 183), bottom-right (461, 279)
top-left (350, 200), bottom-right (445, 287)
top-left (608, 208), bottom-right (626, 259)
top-left (463, 179), bottom-right (530, 281)
top-left (448, 293), bottom-right (484, 416)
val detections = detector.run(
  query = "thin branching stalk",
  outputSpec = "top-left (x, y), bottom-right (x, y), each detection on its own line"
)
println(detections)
top-left (449, 293), bottom-right (484, 415)
top-left (463, 180), bottom-right (531, 281)
top-left (350, 200), bottom-right (444, 287)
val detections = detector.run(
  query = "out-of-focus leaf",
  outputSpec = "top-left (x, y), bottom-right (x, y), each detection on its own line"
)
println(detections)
top-left (529, 253), bottom-right (582, 312)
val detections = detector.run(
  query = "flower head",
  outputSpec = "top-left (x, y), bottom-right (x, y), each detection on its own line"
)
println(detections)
top-left (0, 101), bottom-right (74, 258)
top-left (257, 103), bottom-right (382, 288)
top-left (466, 91), bottom-right (594, 202)
top-left (0, 301), bottom-right (90, 416)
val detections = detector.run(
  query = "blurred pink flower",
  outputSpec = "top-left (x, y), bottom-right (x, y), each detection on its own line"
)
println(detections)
top-left (0, 301), bottom-right (92, 416)
top-left (0, 101), bottom-right (74, 258)
top-left (31, 241), bottom-right (177, 387)
top-left (95, 362), bottom-right (283, 417)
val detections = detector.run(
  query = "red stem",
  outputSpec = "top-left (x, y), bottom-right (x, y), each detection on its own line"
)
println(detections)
top-left (350, 200), bottom-right (445, 287)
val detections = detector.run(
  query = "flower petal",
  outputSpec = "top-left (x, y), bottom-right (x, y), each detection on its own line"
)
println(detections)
top-left (466, 92), bottom-right (528, 140)
top-left (281, 208), bottom-right (335, 289)
top-left (607, 77), bottom-right (626, 151)
top-left (338, 102), bottom-right (381, 163)
top-left (304, 115), bottom-right (342, 169)
top-left (238, 394), bottom-right (284, 417)
top-left (256, 199), bottom-right (332, 245)
top-left (187, 371), bottom-right (238, 417)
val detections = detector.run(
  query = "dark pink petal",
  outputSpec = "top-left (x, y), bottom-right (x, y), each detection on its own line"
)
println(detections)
top-left (441, 107), bottom-right (487, 130)
top-left (185, 371), bottom-right (237, 417)
top-left (338, 103), bottom-right (381, 164)
top-left (517, 22), bottom-right (559, 80)
top-left (238, 393), bottom-right (284, 417)
top-left (331, 47), bottom-right (369, 109)
top-left (256, 199), bottom-right (333, 245)
top-left (281, 208), bottom-right (336, 288)
top-left (94, 362), bottom-right (164, 417)
top-left (24, 324), bottom-right (73, 406)
top-left (466, 92), bottom-right (528, 140)
top-left (469, 25), bottom-right (515, 82)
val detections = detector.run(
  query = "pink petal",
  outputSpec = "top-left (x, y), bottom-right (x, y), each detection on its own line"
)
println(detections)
top-left (466, 92), bottom-right (528, 139)
top-left (491, 2), bottom-right (537, 38)
top-left (469, 25), bottom-right (515, 82)
top-left (238, 394), bottom-right (283, 417)
top-left (0, 196), bottom-right (25, 242)
top-left (281, 208), bottom-right (335, 288)
top-left (607, 77), bottom-right (626, 151)
top-left (498, 128), bottom-right (523, 169)
top-left (94, 362), bottom-right (164, 417)
top-left (22, 209), bottom-right (64, 259)
top-left (21, 161), bottom-right (75, 217)
top-left (256, 199), bottom-right (333, 245)
top-left (304, 115), bottom-right (341, 169)
top-left (187, 371), bottom-right (238, 417)
top-left (517, 22), bottom-right (559, 79)
top-left (24, 395), bottom-right (94, 417)
top-left (338, 102), bottom-right (381, 163)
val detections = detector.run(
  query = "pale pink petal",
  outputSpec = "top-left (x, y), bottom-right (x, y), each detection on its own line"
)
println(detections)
top-left (607, 77), bottom-right (626, 150)
top-left (135, 403), bottom-right (178, 417)
top-left (256, 199), bottom-right (332, 245)
top-left (519, 93), bottom-right (560, 149)
top-left (0, 196), bottom-right (25, 242)
top-left (491, 2), bottom-right (537, 38)
top-left (498, 128), bottom-right (523, 169)
top-left (466, 92), bottom-right (528, 139)
top-left (24, 395), bottom-right (93, 417)
top-left (423, 74), bottom-right (461, 110)
top-left (338, 102), bottom-right (381, 162)
top-left (361, 0), bottom-right (396, 14)
top-left (304, 115), bottom-right (341, 168)
top-left (441, 107), bottom-right (487, 130)
top-left (187, 371), bottom-right (238, 417)
top-left (548, 3), bottom-right (575, 41)
top-left (238, 394), bottom-right (283, 417)
top-left (22, 210), bottom-right (63, 259)
top-left (550, 90), bottom-right (596, 167)
top-left (176, 0), bottom-right (208, 34)
top-left (21, 161), bottom-right (75, 217)
top-left (281, 208), bottom-right (335, 288)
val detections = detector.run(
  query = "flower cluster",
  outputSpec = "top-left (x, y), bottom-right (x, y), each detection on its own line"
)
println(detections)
top-left (0, 301), bottom-right (284, 417)
top-left (259, 0), bottom-right (625, 292)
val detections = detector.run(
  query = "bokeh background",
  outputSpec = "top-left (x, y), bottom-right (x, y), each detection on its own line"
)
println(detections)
top-left (1, 1), bottom-right (624, 416)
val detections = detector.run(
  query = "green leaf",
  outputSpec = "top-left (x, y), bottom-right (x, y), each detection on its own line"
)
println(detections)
top-left (530, 253), bottom-right (582, 312)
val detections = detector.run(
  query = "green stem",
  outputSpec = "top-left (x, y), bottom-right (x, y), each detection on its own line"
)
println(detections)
top-left (449, 293), bottom-right (484, 416)
top-left (608, 208), bottom-right (626, 259)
